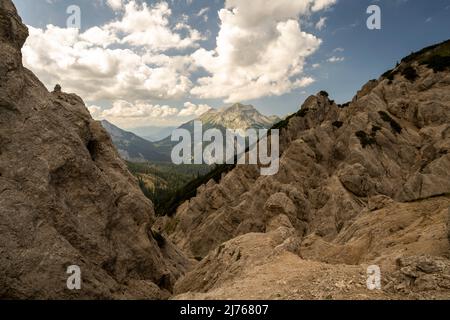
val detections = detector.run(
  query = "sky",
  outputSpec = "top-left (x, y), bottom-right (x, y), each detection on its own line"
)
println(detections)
top-left (13, 0), bottom-right (450, 130)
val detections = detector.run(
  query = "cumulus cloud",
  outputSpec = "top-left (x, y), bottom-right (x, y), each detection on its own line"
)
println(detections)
top-left (105, 1), bottom-right (204, 51)
top-left (88, 100), bottom-right (212, 127)
top-left (25, 0), bottom-right (338, 126)
top-left (23, 26), bottom-right (193, 101)
top-left (178, 102), bottom-right (212, 117)
top-left (106, 0), bottom-right (124, 11)
top-left (190, 0), bottom-right (336, 103)
top-left (22, 1), bottom-right (202, 102)
top-left (327, 56), bottom-right (345, 63)
top-left (101, 100), bottom-right (179, 118)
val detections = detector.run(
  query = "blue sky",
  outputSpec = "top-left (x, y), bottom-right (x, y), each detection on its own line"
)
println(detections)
top-left (14, 0), bottom-right (450, 129)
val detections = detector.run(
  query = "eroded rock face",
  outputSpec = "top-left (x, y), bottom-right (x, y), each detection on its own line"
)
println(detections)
top-left (163, 42), bottom-right (450, 261)
top-left (162, 40), bottom-right (450, 299)
top-left (0, 0), bottom-right (190, 299)
top-left (173, 196), bottom-right (450, 300)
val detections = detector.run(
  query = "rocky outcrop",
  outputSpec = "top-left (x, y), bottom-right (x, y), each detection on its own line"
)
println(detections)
top-left (173, 196), bottom-right (450, 300)
top-left (163, 40), bottom-right (450, 299)
top-left (163, 41), bottom-right (450, 261)
top-left (0, 0), bottom-right (190, 299)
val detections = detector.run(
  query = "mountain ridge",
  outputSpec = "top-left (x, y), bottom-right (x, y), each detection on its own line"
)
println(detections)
top-left (153, 103), bottom-right (281, 161)
top-left (101, 120), bottom-right (170, 163)
top-left (101, 104), bottom-right (280, 163)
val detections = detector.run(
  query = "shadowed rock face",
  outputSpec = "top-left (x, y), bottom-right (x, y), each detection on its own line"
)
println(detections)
top-left (174, 198), bottom-right (450, 300)
top-left (0, 0), bottom-right (190, 299)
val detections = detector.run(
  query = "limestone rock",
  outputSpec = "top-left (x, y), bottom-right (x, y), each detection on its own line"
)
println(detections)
top-left (264, 192), bottom-right (296, 216)
top-left (368, 195), bottom-right (394, 211)
top-left (387, 256), bottom-right (450, 295)
top-left (164, 40), bottom-right (450, 262)
top-left (174, 197), bottom-right (450, 300)
top-left (447, 206), bottom-right (450, 247)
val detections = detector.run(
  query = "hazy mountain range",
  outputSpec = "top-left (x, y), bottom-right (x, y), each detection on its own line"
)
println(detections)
top-left (101, 120), bottom-right (170, 163)
top-left (102, 103), bottom-right (281, 163)
top-left (2, 1), bottom-right (450, 300)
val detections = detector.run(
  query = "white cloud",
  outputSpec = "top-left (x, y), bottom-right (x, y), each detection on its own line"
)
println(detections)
top-left (105, 1), bottom-right (204, 52)
top-left (101, 100), bottom-right (179, 118)
top-left (196, 7), bottom-right (210, 22)
top-left (190, 0), bottom-right (336, 103)
top-left (25, 0), bottom-right (338, 126)
top-left (178, 102), bottom-right (212, 117)
top-left (315, 17), bottom-right (327, 30)
top-left (88, 100), bottom-right (212, 127)
top-left (327, 56), bottom-right (345, 63)
top-left (22, 1), bottom-right (203, 102)
top-left (80, 26), bottom-right (117, 48)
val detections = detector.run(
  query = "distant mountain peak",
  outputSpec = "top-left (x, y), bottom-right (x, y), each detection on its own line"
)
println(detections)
top-left (199, 103), bottom-right (280, 131)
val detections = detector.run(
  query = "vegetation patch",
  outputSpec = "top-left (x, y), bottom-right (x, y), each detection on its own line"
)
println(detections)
top-left (272, 113), bottom-right (295, 130)
top-left (319, 91), bottom-right (329, 97)
top-left (378, 111), bottom-right (402, 134)
top-left (129, 161), bottom-right (212, 216)
top-left (401, 40), bottom-right (450, 64)
top-left (420, 55), bottom-right (450, 73)
top-left (332, 121), bottom-right (344, 129)
top-left (297, 107), bottom-right (309, 118)
top-left (401, 66), bottom-right (419, 82)
top-left (381, 40), bottom-right (450, 82)
top-left (355, 131), bottom-right (376, 148)
top-left (381, 69), bottom-right (395, 81)
top-left (151, 163), bottom-right (235, 217)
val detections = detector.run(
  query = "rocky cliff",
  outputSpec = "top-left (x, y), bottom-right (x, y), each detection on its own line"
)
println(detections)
top-left (0, 0), bottom-right (190, 299)
top-left (161, 40), bottom-right (450, 299)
